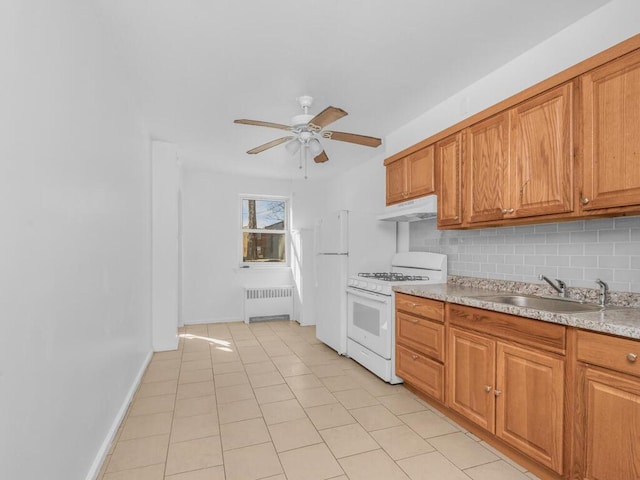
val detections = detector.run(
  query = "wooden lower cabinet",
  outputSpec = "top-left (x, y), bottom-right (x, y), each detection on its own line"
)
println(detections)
top-left (580, 367), bottom-right (640, 480)
top-left (396, 297), bottom-right (640, 479)
top-left (495, 342), bottom-right (564, 473)
top-left (395, 295), bottom-right (446, 402)
top-left (446, 305), bottom-right (565, 474)
top-left (575, 329), bottom-right (640, 479)
top-left (448, 327), bottom-right (496, 432)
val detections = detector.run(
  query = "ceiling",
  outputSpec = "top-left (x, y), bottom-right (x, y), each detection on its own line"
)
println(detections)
top-left (98, 0), bottom-right (610, 180)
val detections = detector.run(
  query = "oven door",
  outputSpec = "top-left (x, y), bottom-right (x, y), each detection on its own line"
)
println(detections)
top-left (346, 287), bottom-right (393, 360)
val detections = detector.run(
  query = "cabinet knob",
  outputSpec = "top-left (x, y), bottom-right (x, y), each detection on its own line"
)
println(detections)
top-left (581, 197), bottom-right (590, 205)
top-left (411, 354), bottom-right (419, 360)
top-left (627, 353), bottom-right (638, 363)
top-left (501, 208), bottom-right (514, 214)
top-left (494, 390), bottom-right (502, 397)
top-left (484, 385), bottom-right (492, 393)
top-left (410, 318), bottom-right (419, 324)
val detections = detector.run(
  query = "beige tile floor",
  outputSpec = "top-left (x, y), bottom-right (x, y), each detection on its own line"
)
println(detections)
top-left (97, 321), bottom-right (542, 480)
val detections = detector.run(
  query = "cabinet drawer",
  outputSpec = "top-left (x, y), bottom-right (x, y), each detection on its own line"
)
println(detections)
top-left (396, 344), bottom-right (444, 402)
top-left (396, 312), bottom-right (444, 361)
top-left (577, 330), bottom-right (640, 378)
top-left (396, 293), bottom-right (444, 322)
top-left (447, 303), bottom-right (566, 355)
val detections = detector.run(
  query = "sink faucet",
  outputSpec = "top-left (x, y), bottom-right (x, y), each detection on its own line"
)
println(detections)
top-left (539, 274), bottom-right (567, 298)
top-left (595, 278), bottom-right (609, 307)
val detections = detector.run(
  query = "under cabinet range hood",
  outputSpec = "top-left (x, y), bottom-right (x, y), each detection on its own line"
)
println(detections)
top-left (377, 195), bottom-right (437, 222)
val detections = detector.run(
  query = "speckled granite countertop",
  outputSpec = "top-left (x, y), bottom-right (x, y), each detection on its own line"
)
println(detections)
top-left (394, 278), bottom-right (640, 340)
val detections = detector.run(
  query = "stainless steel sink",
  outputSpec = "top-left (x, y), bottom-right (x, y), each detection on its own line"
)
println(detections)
top-left (469, 294), bottom-right (606, 313)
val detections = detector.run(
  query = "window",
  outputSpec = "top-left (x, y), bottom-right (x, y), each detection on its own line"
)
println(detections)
top-left (240, 196), bottom-right (288, 265)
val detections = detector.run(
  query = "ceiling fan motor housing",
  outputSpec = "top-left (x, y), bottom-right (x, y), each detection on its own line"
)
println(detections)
top-left (291, 113), bottom-right (314, 128)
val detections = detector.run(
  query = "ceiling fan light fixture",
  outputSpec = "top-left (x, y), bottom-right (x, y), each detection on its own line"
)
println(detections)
top-left (308, 138), bottom-right (323, 156)
top-left (285, 138), bottom-right (301, 155)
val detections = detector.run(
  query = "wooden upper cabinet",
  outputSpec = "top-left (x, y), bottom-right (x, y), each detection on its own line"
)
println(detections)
top-left (436, 132), bottom-right (463, 227)
top-left (386, 159), bottom-right (408, 205)
top-left (465, 113), bottom-right (510, 223)
top-left (509, 82), bottom-right (574, 218)
top-left (582, 48), bottom-right (640, 211)
top-left (465, 83), bottom-right (573, 225)
top-left (385, 146), bottom-right (435, 205)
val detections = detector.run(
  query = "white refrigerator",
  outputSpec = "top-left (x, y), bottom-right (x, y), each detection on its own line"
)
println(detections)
top-left (313, 210), bottom-right (396, 354)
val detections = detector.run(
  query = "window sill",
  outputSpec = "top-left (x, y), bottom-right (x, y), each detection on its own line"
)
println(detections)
top-left (237, 264), bottom-right (291, 271)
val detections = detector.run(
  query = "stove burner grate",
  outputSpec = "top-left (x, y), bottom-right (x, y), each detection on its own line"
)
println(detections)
top-left (358, 272), bottom-right (430, 282)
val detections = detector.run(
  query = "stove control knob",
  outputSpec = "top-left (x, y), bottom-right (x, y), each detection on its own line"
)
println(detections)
top-left (347, 279), bottom-right (355, 286)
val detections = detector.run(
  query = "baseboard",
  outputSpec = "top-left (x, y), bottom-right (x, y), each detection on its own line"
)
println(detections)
top-left (185, 317), bottom-right (243, 325)
top-left (85, 350), bottom-right (153, 480)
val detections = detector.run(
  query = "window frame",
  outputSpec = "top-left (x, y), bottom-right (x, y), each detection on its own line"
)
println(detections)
top-left (239, 194), bottom-right (290, 268)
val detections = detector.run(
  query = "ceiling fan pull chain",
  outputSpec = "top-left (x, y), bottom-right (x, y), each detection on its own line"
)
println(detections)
top-left (304, 146), bottom-right (309, 180)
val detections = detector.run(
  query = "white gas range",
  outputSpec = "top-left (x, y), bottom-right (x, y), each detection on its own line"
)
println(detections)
top-left (345, 252), bottom-right (447, 383)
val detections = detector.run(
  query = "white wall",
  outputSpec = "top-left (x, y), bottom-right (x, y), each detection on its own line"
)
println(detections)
top-left (181, 168), bottom-right (295, 323)
top-left (386, 0), bottom-right (640, 156)
top-left (152, 141), bottom-right (180, 350)
top-left (0, 2), bottom-right (152, 480)
top-left (324, 152), bottom-right (389, 215)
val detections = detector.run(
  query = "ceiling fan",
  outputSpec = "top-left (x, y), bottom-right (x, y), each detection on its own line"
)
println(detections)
top-left (234, 95), bottom-right (382, 165)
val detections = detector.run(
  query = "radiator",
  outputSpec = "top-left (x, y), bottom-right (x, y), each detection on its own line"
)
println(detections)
top-left (243, 286), bottom-right (294, 323)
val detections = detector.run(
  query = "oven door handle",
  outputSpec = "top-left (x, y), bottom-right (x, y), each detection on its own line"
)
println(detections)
top-left (346, 287), bottom-right (390, 303)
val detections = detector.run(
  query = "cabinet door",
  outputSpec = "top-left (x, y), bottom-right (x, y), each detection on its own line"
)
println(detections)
top-left (407, 145), bottom-right (435, 199)
top-left (496, 342), bottom-right (564, 474)
top-left (466, 113), bottom-right (510, 223)
top-left (386, 158), bottom-right (407, 205)
top-left (436, 132), bottom-right (463, 227)
top-left (582, 49), bottom-right (640, 211)
top-left (581, 367), bottom-right (640, 480)
top-left (510, 83), bottom-right (573, 218)
top-left (448, 327), bottom-right (495, 432)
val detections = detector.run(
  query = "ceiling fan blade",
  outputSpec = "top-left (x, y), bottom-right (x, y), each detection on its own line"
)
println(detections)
top-left (234, 119), bottom-right (291, 131)
top-left (308, 106), bottom-right (347, 130)
top-left (247, 136), bottom-right (293, 154)
top-left (314, 150), bottom-right (329, 163)
top-left (322, 130), bottom-right (382, 148)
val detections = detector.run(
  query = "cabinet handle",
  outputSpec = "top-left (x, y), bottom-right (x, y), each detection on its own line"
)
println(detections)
top-left (410, 318), bottom-right (419, 324)
top-left (411, 354), bottom-right (419, 360)
top-left (494, 390), bottom-right (502, 397)
top-left (627, 353), bottom-right (638, 363)
top-left (484, 385), bottom-right (492, 393)
top-left (581, 197), bottom-right (590, 205)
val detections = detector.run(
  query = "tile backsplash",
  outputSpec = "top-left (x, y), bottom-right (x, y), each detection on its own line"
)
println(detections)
top-left (410, 216), bottom-right (640, 293)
